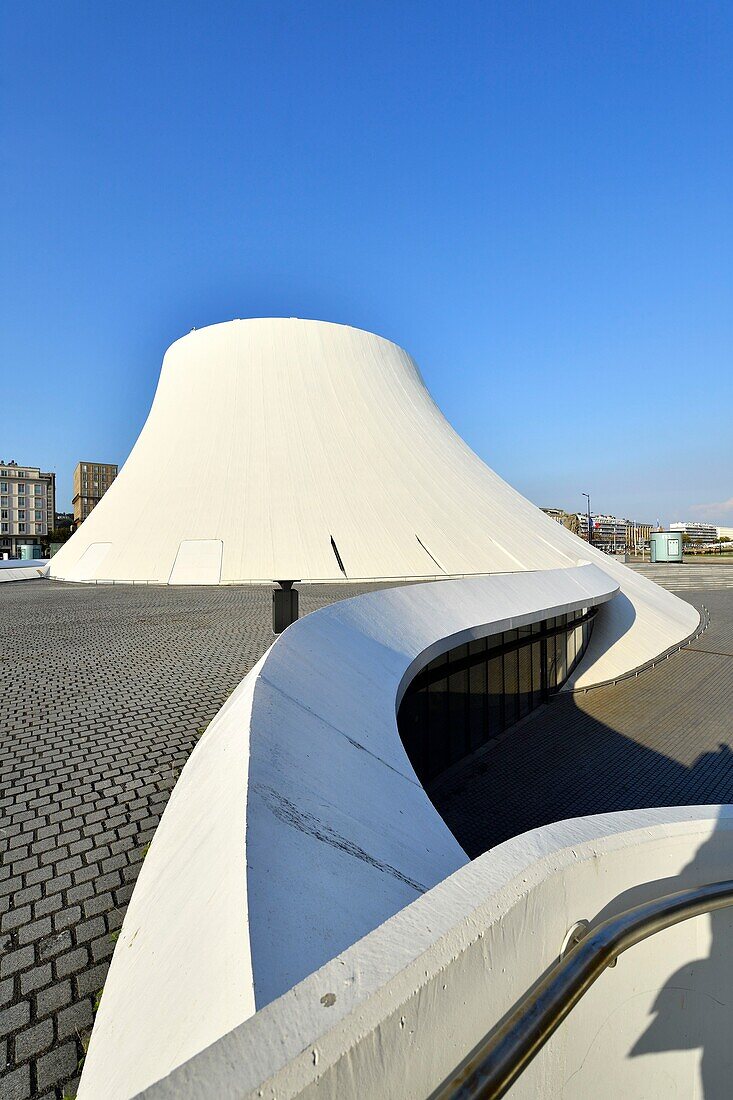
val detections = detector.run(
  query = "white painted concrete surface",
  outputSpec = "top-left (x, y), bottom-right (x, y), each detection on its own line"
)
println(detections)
top-left (79, 565), bottom-right (622, 1100)
top-left (137, 806), bottom-right (733, 1100)
top-left (47, 318), bottom-right (697, 677)
top-left (0, 559), bottom-right (48, 582)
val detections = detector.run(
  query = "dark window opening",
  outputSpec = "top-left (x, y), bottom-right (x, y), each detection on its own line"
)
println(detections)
top-left (330, 536), bottom-right (347, 577)
top-left (415, 535), bottom-right (445, 573)
top-left (398, 606), bottom-right (597, 783)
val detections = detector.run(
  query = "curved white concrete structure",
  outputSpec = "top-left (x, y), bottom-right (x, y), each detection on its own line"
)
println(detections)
top-left (79, 565), bottom-right (628, 1099)
top-left (135, 806), bottom-right (733, 1100)
top-left (0, 559), bottom-right (47, 582)
top-left (48, 317), bottom-right (697, 675)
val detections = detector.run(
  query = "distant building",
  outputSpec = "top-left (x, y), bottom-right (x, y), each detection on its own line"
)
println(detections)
top-left (72, 461), bottom-right (118, 524)
top-left (669, 521), bottom-right (718, 545)
top-left (574, 514), bottom-right (652, 553)
top-left (55, 512), bottom-right (74, 530)
top-left (624, 521), bottom-right (653, 553)
top-left (576, 513), bottom-right (627, 550)
top-left (717, 525), bottom-right (733, 541)
top-left (0, 459), bottom-right (56, 558)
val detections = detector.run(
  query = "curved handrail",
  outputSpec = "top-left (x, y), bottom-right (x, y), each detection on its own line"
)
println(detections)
top-left (436, 879), bottom-right (733, 1100)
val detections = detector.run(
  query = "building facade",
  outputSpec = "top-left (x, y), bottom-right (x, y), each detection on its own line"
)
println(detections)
top-left (669, 521), bottom-right (718, 544)
top-left (574, 513), bottom-right (652, 553)
top-left (625, 520), bottom-right (653, 553)
top-left (576, 513), bottom-right (627, 551)
top-left (72, 461), bottom-right (118, 524)
top-left (0, 460), bottom-right (56, 558)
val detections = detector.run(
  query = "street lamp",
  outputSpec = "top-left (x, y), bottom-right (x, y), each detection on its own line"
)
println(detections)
top-left (582, 492), bottom-right (592, 546)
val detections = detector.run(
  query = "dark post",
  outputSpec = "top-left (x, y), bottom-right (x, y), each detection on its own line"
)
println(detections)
top-left (582, 492), bottom-right (592, 546)
top-left (272, 580), bottom-right (299, 634)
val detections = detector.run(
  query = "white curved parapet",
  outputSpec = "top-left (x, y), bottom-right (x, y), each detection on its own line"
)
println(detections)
top-left (78, 564), bottom-right (626, 1099)
top-left (136, 806), bottom-right (733, 1100)
top-left (0, 559), bottom-right (48, 582)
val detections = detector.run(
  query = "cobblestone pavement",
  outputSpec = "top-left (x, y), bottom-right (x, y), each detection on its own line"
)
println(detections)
top-left (0, 580), bottom-right (378, 1100)
top-left (431, 587), bottom-right (733, 857)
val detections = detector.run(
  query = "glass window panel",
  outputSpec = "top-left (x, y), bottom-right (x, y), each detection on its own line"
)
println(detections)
top-left (503, 648), bottom-right (519, 726)
top-left (546, 632), bottom-right (558, 690)
top-left (518, 644), bottom-right (532, 719)
top-left (567, 624), bottom-right (577, 668)
top-left (488, 654), bottom-right (504, 735)
top-left (531, 640), bottom-right (543, 709)
top-left (448, 644), bottom-right (470, 764)
top-left (555, 630), bottom-right (567, 685)
top-left (468, 640), bottom-right (487, 751)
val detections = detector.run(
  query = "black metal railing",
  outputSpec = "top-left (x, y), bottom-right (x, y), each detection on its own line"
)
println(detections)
top-left (434, 879), bottom-right (733, 1100)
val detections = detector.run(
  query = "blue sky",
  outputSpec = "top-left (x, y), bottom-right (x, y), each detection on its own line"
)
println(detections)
top-left (2, 1), bottom-right (731, 521)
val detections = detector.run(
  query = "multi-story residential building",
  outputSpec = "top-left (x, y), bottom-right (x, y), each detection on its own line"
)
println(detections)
top-left (72, 461), bottom-right (118, 524)
top-left (669, 521), bottom-right (718, 545)
top-left (0, 459), bottom-right (56, 558)
top-left (576, 513), bottom-right (628, 551)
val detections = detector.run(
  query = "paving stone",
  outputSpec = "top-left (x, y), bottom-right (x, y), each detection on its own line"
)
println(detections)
top-left (19, 964), bottom-right (52, 996)
top-left (35, 1040), bottom-right (78, 1091)
top-left (56, 998), bottom-right (93, 1040)
top-left (0, 1063), bottom-right (31, 1100)
top-left (0, 1000), bottom-right (30, 1037)
top-left (13, 1016), bottom-right (54, 1060)
top-left (75, 962), bottom-right (109, 1000)
top-left (0, 947), bottom-right (34, 980)
top-left (35, 980), bottom-right (72, 1018)
top-left (54, 947), bottom-right (88, 980)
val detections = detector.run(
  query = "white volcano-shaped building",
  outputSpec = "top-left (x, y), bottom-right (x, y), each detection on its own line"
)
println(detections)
top-left (50, 317), bottom-right (696, 678)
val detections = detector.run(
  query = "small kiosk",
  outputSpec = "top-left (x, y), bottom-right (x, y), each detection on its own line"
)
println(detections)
top-left (650, 531), bottom-right (683, 563)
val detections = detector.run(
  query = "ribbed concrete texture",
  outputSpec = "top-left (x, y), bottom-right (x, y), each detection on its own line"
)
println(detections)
top-left (47, 319), bottom-right (698, 691)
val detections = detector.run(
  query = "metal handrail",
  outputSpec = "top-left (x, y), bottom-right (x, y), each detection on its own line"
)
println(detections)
top-left (435, 879), bottom-right (733, 1100)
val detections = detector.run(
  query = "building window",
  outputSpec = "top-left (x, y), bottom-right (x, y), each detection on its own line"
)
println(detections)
top-left (0, 523), bottom-right (7, 533)
top-left (17, 484), bottom-right (24, 494)
top-left (0, 510), bottom-right (7, 520)
top-left (35, 511), bottom-right (42, 521)
top-left (398, 607), bottom-right (597, 783)
top-left (18, 523), bottom-right (26, 533)
top-left (18, 510), bottom-right (25, 520)
top-left (34, 484), bottom-right (42, 494)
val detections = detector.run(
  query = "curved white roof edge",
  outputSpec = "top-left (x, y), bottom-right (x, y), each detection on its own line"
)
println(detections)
top-left (132, 805), bottom-right (733, 1100)
top-left (79, 564), bottom-right (629, 1099)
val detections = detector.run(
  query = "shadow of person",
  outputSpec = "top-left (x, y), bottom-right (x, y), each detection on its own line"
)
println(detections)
top-left (610, 786), bottom-right (733, 1099)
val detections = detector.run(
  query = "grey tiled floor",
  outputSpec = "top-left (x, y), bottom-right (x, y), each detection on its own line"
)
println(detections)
top-left (1, 579), bottom-right (731, 1097)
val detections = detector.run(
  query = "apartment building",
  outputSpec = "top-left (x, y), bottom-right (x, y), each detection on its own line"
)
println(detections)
top-left (0, 460), bottom-right (56, 558)
top-left (575, 513), bottom-right (653, 553)
top-left (72, 461), bottom-right (118, 524)
top-left (669, 521), bottom-right (718, 545)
